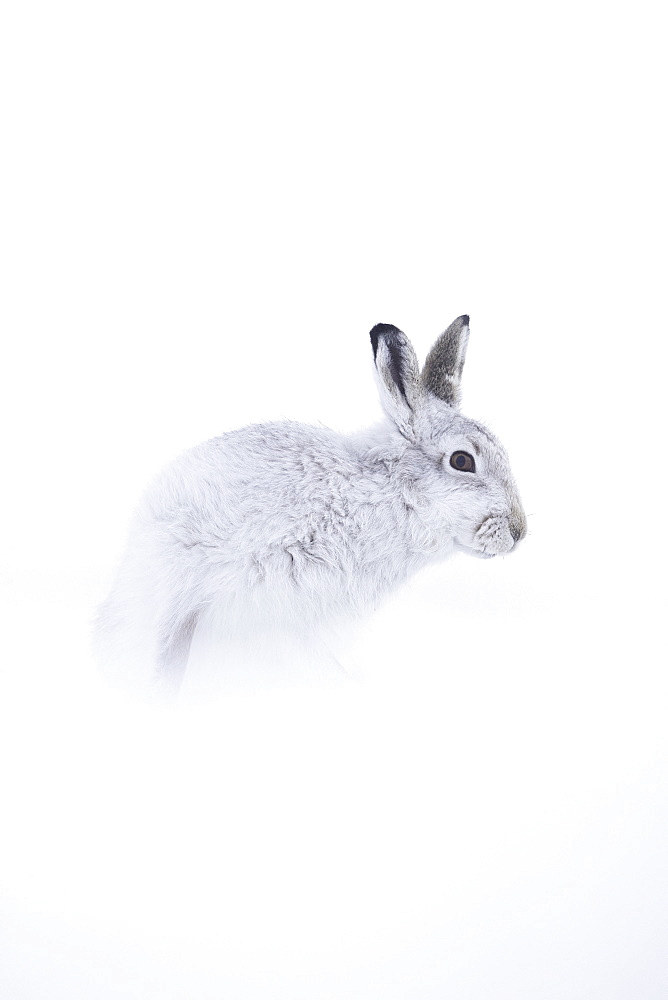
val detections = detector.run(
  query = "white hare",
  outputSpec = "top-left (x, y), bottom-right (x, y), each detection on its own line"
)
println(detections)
top-left (95, 316), bottom-right (526, 690)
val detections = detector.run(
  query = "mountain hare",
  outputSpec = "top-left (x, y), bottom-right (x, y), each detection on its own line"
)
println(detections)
top-left (95, 316), bottom-right (526, 691)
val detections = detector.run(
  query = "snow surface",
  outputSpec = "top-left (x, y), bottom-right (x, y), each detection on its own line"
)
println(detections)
top-left (1, 3), bottom-right (666, 998)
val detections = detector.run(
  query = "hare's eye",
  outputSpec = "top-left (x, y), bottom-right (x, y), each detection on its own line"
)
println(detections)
top-left (450, 451), bottom-right (476, 473)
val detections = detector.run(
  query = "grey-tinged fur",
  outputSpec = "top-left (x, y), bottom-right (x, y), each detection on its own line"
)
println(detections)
top-left (422, 314), bottom-right (470, 407)
top-left (94, 316), bottom-right (526, 692)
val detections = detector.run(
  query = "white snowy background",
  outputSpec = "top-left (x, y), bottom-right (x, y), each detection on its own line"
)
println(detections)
top-left (1, 2), bottom-right (666, 998)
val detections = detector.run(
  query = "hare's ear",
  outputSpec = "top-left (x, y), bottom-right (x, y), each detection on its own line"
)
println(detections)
top-left (422, 314), bottom-right (470, 408)
top-left (369, 324), bottom-right (423, 439)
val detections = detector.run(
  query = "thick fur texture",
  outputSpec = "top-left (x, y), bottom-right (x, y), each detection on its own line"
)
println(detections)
top-left (95, 316), bottom-right (526, 690)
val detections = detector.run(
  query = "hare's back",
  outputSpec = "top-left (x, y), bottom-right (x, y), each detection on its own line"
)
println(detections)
top-left (144, 420), bottom-right (357, 536)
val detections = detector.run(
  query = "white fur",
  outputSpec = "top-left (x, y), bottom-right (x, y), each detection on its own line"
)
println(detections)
top-left (94, 319), bottom-right (526, 691)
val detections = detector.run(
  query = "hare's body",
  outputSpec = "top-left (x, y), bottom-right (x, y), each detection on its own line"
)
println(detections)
top-left (95, 317), bottom-right (527, 690)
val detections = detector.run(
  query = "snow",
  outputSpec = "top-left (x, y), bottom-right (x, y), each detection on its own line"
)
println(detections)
top-left (1, 3), bottom-right (665, 998)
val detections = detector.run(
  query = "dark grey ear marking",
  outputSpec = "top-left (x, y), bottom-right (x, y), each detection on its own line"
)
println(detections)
top-left (369, 323), bottom-right (410, 403)
top-left (422, 314), bottom-right (470, 407)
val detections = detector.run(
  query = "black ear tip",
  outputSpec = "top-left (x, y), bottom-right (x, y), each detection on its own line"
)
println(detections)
top-left (370, 322), bottom-right (402, 338)
top-left (369, 323), bottom-right (402, 359)
top-left (458, 314), bottom-right (470, 327)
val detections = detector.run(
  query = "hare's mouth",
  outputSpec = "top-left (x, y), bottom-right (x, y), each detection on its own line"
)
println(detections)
top-left (471, 515), bottom-right (516, 556)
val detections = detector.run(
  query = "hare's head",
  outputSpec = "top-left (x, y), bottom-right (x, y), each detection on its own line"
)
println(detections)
top-left (370, 316), bottom-right (526, 558)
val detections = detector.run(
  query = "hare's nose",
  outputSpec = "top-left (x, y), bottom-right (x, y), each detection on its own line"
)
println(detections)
top-left (509, 509), bottom-right (527, 543)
